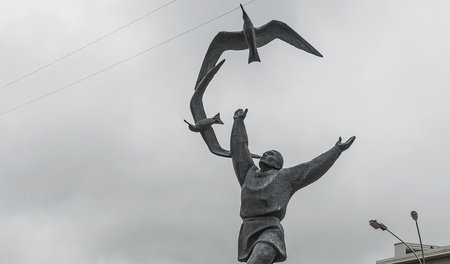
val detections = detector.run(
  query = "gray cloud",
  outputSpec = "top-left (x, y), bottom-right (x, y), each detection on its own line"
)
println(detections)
top-left (1, 0), bottom-right (449, 263)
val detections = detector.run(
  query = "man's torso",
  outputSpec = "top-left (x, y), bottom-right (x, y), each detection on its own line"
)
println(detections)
top-left (240, 167), bottom-right (293, 221)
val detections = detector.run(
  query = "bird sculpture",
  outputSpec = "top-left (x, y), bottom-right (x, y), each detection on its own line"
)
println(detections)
top-left (241, 4), bottom-right (260, 63)
top-left (188, 59), bottom-right (260, 159)
top-left (194, 4), bottom-right (323, 88)
top-left (184, 113), bottom-right (223, 132)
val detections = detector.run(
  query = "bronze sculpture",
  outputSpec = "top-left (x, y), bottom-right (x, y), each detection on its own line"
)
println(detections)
top-left (185, 4), bottom-right (355, 264)
top-left (195, 4), bottom-right (323, 88)
top-left (183, 113), bottom-right (223, 132)
top-left (188, 59), bottom-right (260, 158)
top-left (232, 108), bottom-right (355, 263)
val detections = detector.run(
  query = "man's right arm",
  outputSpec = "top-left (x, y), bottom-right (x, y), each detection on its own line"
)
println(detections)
top-left (231, 109), bottom-right (255, 186)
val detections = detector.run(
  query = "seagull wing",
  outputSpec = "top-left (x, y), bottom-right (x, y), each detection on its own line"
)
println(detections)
top-left (195, 31), bottom-right (247, 88)
top-left (190, 59), bottom-right (260, 159)
top-left (200, 129), bottom-right (232, 157)
top-left (191, 60), bottom-right (226, 122)
top-left (255, 20), bottom-right (323, 57)
top-left (190, 60), bottom-right (231, 157)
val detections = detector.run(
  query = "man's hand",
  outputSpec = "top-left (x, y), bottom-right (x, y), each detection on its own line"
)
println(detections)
top-left (234, 108), bottom-right (248, 120)
top-left (335, 136), bottom-right (356, 151)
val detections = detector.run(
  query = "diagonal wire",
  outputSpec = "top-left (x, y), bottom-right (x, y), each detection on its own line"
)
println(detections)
top-left (0, 0), bottom-right (258, 117)
top-left (0, 0), bottom-right (177, 91)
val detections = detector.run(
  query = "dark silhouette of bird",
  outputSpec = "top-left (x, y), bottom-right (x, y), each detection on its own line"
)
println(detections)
top-left (189, 59), bottom-right (260, 159)
top-left (240, 4), bottom-right (260, 63)
top-left (184, 113), bottom-right (223, 132)
top-left (194, 4), bottom-right (323, 88)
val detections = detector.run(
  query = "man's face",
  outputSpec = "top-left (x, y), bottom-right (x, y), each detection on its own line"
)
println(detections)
top-left (259, 150), bottom-right (283, 170)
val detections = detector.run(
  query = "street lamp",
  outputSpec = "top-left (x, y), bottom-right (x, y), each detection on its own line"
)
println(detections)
top-left (411, 211), bottom-right (425, 264)
top-left (369, 219), bottom-right (423, 264)
top-left (369, 219), bottom-right (387, 230)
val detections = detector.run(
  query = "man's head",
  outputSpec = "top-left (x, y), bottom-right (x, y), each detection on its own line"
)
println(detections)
top-left (259, 150), bottom-right (284, 171)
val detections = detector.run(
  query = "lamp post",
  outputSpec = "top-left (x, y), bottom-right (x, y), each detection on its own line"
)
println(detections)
top-left (411, 211), bottom-right (425, 264)
top-left (369, 219), bottom-right (423, 264)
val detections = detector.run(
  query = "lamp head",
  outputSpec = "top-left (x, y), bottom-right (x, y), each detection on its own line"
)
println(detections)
top-left (369, 219), bottom-right (387, 231)
top-left (411, 211), bottom-right (418, 221)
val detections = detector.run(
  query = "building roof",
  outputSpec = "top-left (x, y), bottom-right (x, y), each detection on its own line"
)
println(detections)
top-left (377, 243), bottom-right (450, 264)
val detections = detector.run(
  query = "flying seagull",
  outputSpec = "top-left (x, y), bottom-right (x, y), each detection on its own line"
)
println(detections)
top-left (195, 4), bottom-right (323, 88)
top-left (241, 4), bottom-right (260, 63)
top-left (189, 59), bottom-right (260, 159)
top-left (184, 113), bottom-right (223, 132)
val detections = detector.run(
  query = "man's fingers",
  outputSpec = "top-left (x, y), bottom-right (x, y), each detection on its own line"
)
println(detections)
top-left (345, 136), bottom-right (356, 145)
top-left (234, 108), bottom-right (248, 119)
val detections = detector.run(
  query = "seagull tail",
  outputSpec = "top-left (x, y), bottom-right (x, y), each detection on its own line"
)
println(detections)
top-left (248, 48), bottom-right (261, 63)
top-left (213, 113), bottom-right (224, 125)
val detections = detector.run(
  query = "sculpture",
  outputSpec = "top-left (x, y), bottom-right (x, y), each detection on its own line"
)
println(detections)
top-left (185, 4), bottom-right (356, 264)
top-left (188, 59), bottom-right (260, 158)
top-left (231, 108), bottom-right (355, 264)
top-left (195, 4), bottom-right (323, 88)
top-left (183, 113), bottom-right (223, 132)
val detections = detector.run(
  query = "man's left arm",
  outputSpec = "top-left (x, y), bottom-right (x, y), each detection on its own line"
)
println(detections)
top-left (285, 136), bottom-right (355, 191)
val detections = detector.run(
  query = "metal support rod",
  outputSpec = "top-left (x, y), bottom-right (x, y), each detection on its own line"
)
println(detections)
top-left (414, 220), bottom-right (426, 264)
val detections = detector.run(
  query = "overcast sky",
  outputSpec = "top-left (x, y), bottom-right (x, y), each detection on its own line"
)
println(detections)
top-left (1, 0), bottom-right (450, 263)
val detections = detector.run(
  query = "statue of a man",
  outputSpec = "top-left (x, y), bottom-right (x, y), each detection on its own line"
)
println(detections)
top-left (231, 108), bottom-right (355, 264)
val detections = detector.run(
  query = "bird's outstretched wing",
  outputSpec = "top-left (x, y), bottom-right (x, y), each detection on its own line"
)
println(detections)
top-left (255, 20), bottom-right (323, 57)
top-left (190, 59), bottom-right (260, 159)
top-left (195, 31), bottom-right (247, 88)
top-left (191, 60), bottom-right (226, 122)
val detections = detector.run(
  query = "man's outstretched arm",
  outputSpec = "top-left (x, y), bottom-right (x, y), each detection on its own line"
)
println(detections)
top-left (231, 109), bottom-right (255, 186)
top-left (285, 136), bottom-right (355, 191)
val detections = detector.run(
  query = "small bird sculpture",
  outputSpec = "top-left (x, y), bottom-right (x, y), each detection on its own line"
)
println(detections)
top-left (189, 59), bottom-right (260, 159)
top-left (184, 113), bottom-right (223, 132)
top-left (195, 4), bottom-right (323, 88)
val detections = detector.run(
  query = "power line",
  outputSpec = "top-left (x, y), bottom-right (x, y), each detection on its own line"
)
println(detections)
top-left (0, 0), bottom-right (258, 117)
top-left (0, 0), bottom-right (177, 91)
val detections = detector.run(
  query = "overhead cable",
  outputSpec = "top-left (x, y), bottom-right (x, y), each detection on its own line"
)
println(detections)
top-left (0, 0), bottom-right (258, 117)
top-left (0, 0), bottom-right (177, 91)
